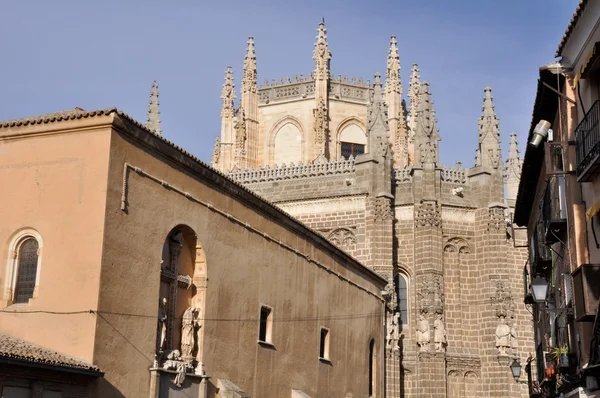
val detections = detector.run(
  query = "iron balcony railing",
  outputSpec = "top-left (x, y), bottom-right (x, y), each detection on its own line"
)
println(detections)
top-left (576, 100), bottom-right (600, 180)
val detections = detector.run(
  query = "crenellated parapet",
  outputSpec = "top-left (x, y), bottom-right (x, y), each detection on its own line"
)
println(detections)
top-left (441, 162), bottom-right (466, 184)
top-left (227, 156), bottom-right (356, 184)
top-left (394, 166), bottom-right (413, 183)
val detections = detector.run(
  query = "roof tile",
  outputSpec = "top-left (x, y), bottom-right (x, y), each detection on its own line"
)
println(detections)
top-left (0, 333), bottom-right (100, 373)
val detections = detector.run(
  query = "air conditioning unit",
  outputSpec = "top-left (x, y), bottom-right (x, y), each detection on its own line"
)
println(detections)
top-left (572, 264), bottom-right (600, 321)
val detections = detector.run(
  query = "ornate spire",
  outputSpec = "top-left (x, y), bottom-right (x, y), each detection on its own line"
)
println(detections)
top-left (414, 81), bottom-right (440, 167)
top-left (145, 80), bottom-right (162, 135)
top-left (505, 132), bottom-right (522, 181)
top-left (368, 73), bottom-right (390, 159)
top-left (476, 86), bottom-right (502, 168)
top-left (313, 19), bottom-right (331, 81)
top-left (408, 64), bottom-right (421, 136)
top-left (242, 37), bottom-right (257, 94)
top-left (386, 35), bottom-right (401, 96)
top-left (221, 66), bottom-right (236, 118)
top-left (505, 132), bottom-right (523, 202)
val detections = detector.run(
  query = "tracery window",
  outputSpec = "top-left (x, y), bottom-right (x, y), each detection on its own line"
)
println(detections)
top-left (14, 238), bottom-right (39, 304)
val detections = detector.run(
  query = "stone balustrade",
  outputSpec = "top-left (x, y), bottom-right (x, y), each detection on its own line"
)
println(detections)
top-left (227, 157), bottom-right (356, 184)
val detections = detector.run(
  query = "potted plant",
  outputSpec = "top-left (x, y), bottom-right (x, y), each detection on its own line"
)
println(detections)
top-left (550, 346), bottom-right (569, 368)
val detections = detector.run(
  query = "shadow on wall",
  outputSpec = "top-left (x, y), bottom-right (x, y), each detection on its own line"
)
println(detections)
top-left (91, 378), bottom-right (126, 398)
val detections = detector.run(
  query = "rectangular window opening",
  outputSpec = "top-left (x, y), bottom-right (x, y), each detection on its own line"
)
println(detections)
top-left (320, 327), bottom-right (330, 360)
top-left (341, 142), bottom-right (365, 160)
top-left (259, 305), bottom-right (272, 344)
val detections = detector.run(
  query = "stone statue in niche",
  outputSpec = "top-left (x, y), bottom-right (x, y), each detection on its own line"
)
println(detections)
top-left (495, 315), bottom-right (511, 355)
top-left (181, 306), bottom-right (200, 361)
top-left (434, 314), bottom-right (447, 352)
top-left (510, 323), bottom-right (518, 350)
top-left (157, 297), bottom-right (167, 354)
top-left (416, 314), bottom-right (430, 351)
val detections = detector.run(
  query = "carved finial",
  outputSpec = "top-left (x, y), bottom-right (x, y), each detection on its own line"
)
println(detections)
top-left (242, 37), bottom-right (257, 94)
top-left (414, 81), bottom-right (440, 166)
top-left (146, 80), bottom-right (162, 135)
top-left (367, 73), bottom-right (390, 159)
top-left (386, 35), bottom-right (401, 96)
top-left (313, 19), bottom-right (331, 81)
top-left (408, 64), bottom-right (422, 136)
top-left (505, 132), bottom-right (523, 182)
top-left (476, 86), bottom-right (502, 168)
top-left (221, 66), bottom-right (236, 119)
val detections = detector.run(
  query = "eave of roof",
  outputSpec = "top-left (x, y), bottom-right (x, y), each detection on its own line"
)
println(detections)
top-left (514, 68), bottom-right (564, 226)
top-left (0, 333), bottom-right (102, 376)
top-left (556, 0), bottom-right (588, 57)
top-left (0, 108), bottom-right (388, 289)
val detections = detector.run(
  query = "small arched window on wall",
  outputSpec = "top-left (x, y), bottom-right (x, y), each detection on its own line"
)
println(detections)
top-left (339, 124), bottom-right (366, 159)
top-left (14, 239), bottom-right (40, 304)
top-left (5, 230), bottom-right (42, 306)
top-left (369, 339), bottom-right (376, 396)
top-left (395, 274), bottom-right (409, 329)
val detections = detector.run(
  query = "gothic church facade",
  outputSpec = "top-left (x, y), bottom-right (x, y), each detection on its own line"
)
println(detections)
top-left (211, 21), bottom-right (534, 397)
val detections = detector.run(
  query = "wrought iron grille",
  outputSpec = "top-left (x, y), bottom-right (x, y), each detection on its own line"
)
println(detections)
top-left (576, 100), bottom-right (600, 178)
top-left (14, 238), bottom-right (39, 303)
top-left (341, 142), bottom-right (365, 159)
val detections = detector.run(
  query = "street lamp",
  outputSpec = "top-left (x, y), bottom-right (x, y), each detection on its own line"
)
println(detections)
top-left (510, 358), bottom-right (522, 380)
top-left (531, 276), bottom-right (549, 303)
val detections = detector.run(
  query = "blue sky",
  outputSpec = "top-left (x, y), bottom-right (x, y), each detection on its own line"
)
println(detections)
top-left (0, 0), bottom-right (579, 167)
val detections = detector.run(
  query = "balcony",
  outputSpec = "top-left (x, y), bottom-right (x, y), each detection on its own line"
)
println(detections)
top-left (542, 175), bottom-right (568, 244)
top-left (571, 264), bottom-right (600, 321)
top-left (530, 220), bottom-right (552, 277)
top-left (576, 100), bottom-right (600, 181)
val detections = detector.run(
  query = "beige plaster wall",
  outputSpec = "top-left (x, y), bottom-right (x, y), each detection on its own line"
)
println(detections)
top-left (0, 118), bottom-right (113, 363)
top-left (93, 120), bottom-right (385, 397)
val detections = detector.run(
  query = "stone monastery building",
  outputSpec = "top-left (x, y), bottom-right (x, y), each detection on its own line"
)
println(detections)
top-left (210, 21), bottom-right (535, 397)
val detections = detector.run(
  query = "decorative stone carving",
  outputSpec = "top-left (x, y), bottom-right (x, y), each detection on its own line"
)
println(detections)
top-left (375, 197), bottom-right (393, 221)
top-left (387, 312), bottom-right (400, 354)
top-left (434, 314), bottom-right (447, 352)
top-left (162, 350), bottom-right (193, 387)
top-left (313, 98), bottom-right (328, 157)
top-left (242, 37), bottom-right (257, 94)
top-left (495, 315), bottom-right (511, 356)
top-left (419, 141), bottom-right (436, 165)
top-left (181, 306), bottom-right (200, 362)
top-left (488, 207), bottom-right (505, 231)
top-left (234, 109), bottom-right (247, 167)
top-left (327, 228), bottom-right (356, 251)
top-left (211, 136), bottom-right (220, 166)
top-left (227, 156), bottom-right (355, 184)
top-left (441, 162), bottom-right (466, 184)
top-left (386, 35), bottom-right (402, 96)
top-left (415, 200), bottom-right (441, 228)
top-left (416, 314), bottom-right (431, 351)
top-left (394, 167), bottom-right (413, 182)
top-left (312, 21), bottom-right (331, 81)
top-left (221, 66), bottom-right (236, 118)
top-left (417, 274), bottom-right (444, 315)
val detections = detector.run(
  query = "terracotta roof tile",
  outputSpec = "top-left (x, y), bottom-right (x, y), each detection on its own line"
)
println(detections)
top-left (0, 108), bottom-right (117, 128)
top-left (0, 333), bottom-right (101, 373)
top-left (556, 0), bottom-right (588, 57)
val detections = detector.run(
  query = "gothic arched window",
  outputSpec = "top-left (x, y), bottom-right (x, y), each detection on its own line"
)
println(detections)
top-left (395, 274), bottom-right (408, 328)
top-left (339, 124), bottom-right (366, 159)
top-left (14, 238), bottom-right (40, 304)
